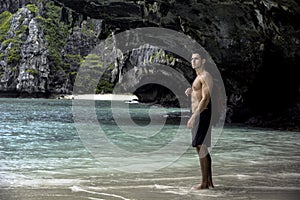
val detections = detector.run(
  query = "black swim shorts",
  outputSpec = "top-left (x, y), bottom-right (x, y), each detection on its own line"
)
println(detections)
top-left (191, 102), bottom-right (212, 147)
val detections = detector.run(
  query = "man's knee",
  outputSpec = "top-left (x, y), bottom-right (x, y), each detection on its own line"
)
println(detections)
top-left (197, 145), bottom-right (208, 158)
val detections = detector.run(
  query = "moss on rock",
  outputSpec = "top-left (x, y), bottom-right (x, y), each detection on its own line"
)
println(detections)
top-left (26, 69), bottom-right (38, 76)
top-left (16, 25), bottom-right (28, 37)
top-left (25, 4), bottom-right (39, 15)
top-left (41, 2), bottom-right (69, 70)
top-left (7, 46), bottom-right (21, 65)
top-left (1, 39), bottom-right (22, 65)
top-left (0, 11), bottom-right (12, 42)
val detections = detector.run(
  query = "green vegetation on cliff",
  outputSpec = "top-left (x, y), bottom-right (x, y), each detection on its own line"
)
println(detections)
top-left (0, 8), bottom-right (31, 66)
top-left (38, 2), bottom-right (69, 69)
top-left (80, 54), bottom-right (114, 93)
top-left (96, 74), bottom-right (114, 93)
top-left (25, 4), bottom-right (39, 14)
top-left (0, 1), bottom-right (114, 94)
top-left (26, 69), bottom-right (38, 76)
top-left (149, 50), bottom-right (175, 65)
top-left (7, 44), bottom-right (21, 65)
top-left (16, 25), bottom-right (28, 37)
top-left (0, 11), bottom-right (12, 42)
top-left (1, 38), bottom-right (22, 65)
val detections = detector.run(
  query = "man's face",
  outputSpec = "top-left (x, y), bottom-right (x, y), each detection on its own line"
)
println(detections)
top-left (191, 53), bottom-right (202, 69)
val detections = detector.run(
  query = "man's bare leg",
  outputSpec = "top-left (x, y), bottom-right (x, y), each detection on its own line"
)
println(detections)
top-left (192, 145), bottom-right (210, 190)
top-left (207, 153), bottom-right (214, 188)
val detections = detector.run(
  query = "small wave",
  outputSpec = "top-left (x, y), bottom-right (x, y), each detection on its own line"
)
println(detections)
top-left (217, 174), bottom-right (255, 179)
top-left (153, 184), bottom-right (175, 189)
top-left (88, 197), bottom-right (105, 200)
top-left (70, 186), bottom-right (131, 200)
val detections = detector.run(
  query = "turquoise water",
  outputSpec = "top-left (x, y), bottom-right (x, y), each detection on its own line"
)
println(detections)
top-left (0, 98), bottom-right (299, 200)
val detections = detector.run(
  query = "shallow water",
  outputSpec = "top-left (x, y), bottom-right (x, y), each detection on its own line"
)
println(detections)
top-left (0, 98), bottom-right (299, 200)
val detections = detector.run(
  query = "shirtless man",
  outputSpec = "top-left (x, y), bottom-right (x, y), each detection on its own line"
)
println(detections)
top-left (185, 52), bottom-right (214, 189)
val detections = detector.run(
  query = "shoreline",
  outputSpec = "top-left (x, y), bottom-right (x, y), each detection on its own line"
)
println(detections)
top-left (0, 92), bottom-right (139, 102)
top-left (0, 94), bottom-right (298, 132)
top-left (57, 93), bottom-right (139, 101)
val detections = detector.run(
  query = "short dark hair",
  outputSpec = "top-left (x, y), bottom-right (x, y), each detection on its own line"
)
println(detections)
top-left (192, 49), bottom-right (208, 60)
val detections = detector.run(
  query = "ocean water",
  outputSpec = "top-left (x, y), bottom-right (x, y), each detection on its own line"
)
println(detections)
top-left (0, 98), bottom-right (299, 200)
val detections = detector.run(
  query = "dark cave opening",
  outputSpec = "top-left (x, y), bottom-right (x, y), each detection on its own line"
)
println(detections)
top-left (245, 42), bottom-right (299, 115)
top-left (133, 84), bottom-right (179, 105)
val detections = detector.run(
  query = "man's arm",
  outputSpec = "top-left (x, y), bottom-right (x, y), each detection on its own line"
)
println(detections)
top-left (193, 82), bottom-right (211, 115)
top-left (185, 87), bottom-right (192, 96)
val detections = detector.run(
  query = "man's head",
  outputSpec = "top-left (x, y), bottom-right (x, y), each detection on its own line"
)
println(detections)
top-left (191, 53), bottom-right (206, 70)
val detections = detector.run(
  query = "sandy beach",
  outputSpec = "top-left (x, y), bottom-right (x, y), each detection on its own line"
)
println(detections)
top-left (59, 93), bottom-right (138, 101)
top-left (1, 166), bottom-right (299, 200)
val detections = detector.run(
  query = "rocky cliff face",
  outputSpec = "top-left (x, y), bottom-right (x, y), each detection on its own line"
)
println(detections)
top-left (55, 0), bottom-right (299, 129)
top-left (0, 0), bottom-right (32, 13)
top-left (0, 0), bottom-right (299, 129)
top-left (0, 0), bottom-right (102, 96)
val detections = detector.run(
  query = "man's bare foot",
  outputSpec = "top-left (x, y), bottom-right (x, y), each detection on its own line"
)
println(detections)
top-left (191, 183), bottom-right (209, 190)
top-left (208, 180), bottom-right (214, 188)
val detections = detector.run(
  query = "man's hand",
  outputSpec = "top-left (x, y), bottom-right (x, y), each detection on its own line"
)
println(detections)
top-left (187, 116), bottom-right (195, 129)
top-left (185, 87), bottom-right (192, 96)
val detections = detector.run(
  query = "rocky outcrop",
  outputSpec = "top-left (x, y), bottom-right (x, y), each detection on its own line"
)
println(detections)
top-left (0, 0), bottom-right (33, 13)
top-left (17, 9), bottom-right (49, 94)
top-left (0, 1), bottom-right (102, 96)
top-left (0, 6), bottom-right (48, 94)
top-left (0, 0), bottom-right (299, 129)
top-left (55, 0), bottom-right (300, 129)
top-left (112, 44), bottom-right (192, 106)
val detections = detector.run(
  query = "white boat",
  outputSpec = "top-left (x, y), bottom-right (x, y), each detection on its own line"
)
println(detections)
top-left (124, 99), bottom-right (139, 104)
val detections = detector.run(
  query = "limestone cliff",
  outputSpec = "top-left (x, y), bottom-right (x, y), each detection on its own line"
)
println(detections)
top-left (0, 0), bottom-right (102, 97)
top-left (54, 0), bottom-right (299, 129)
top-left (0, 0), bottom-right (299, 129)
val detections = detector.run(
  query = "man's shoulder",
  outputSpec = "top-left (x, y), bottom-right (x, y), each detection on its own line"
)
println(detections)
top-left (203, 70), bottom-right (212, 77)
top-left (199, 71), bottom-right (212, 81)
top-left (201, 71), bottom-right (213, 88)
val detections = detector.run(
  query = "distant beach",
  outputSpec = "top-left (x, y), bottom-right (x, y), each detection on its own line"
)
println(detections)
top-left (58, 93), bottom-right (138, 101)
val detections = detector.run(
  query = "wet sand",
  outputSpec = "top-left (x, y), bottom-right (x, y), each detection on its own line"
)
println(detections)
top-left (1, 165), bottom-right (299, 200)
top-left (1, 181), bottom-right (299, 200)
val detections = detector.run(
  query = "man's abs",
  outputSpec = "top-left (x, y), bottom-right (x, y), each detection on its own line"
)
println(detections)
top-left (191, 91), bottom-right (202, 113)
